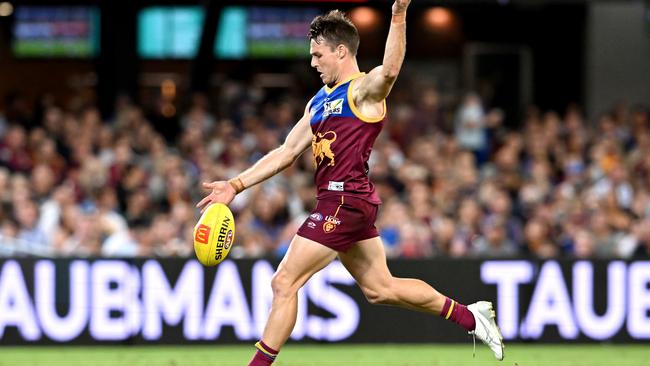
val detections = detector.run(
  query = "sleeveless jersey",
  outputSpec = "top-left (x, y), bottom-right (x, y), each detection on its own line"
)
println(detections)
top-left (308, 72), bottom-right (386, 205)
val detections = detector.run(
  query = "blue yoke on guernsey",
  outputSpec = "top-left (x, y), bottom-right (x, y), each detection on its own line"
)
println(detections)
top-left (308, 72), bottom-right (386, 205)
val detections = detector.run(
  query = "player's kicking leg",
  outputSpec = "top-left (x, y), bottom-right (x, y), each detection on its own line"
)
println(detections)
top-left (248, 235), bottom-right (338, 366)
top-left (338, 236), bottom-right (504, 360)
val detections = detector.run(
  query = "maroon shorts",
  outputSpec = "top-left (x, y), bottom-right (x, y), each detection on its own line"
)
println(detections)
top-left (297, 195), bottom-right (380, 252)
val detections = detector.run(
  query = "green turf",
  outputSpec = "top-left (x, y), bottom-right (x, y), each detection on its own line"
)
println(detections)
top-left (0, 344), bottom-right (646, 366)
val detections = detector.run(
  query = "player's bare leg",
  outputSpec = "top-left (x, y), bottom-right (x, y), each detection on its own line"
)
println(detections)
top-left (248, 235), bottom-right (337, 366)
top-left (338, 236), bottom-right (448, 313)
top-left (261, 235), bottom-right (337, 347)
top-left (339, 236), bottom-right (504, 360)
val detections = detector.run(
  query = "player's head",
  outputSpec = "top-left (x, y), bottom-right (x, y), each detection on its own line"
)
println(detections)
top-left (309, 10), bottom-right (359, 86)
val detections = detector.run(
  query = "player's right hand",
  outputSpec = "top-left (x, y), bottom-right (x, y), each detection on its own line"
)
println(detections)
top-left (196, 181), bottom-right (236, 213)
top-left (392, 0), bottom-right (411, 14)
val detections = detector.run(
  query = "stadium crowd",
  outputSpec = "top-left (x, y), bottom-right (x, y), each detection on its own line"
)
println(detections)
top-left (1, 76), bottom-right (649, 259)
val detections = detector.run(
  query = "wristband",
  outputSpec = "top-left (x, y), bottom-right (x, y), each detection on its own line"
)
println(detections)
top-left (391, 13), bottom-right (406, 24)
top-left (228, 177), bottom-right (245, 194)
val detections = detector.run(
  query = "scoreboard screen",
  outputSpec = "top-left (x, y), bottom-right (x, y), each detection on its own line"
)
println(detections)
top-left (13, 6), bottom-right (100, 58)
top-left (138, 6), bottom-right (205, 59)
top-left (215, 6), bottom-right (319, 59)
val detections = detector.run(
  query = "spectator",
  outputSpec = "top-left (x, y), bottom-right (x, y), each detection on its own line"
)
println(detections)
top-left (455, 93), bottom-right (488, 165)
top-left (15, 200), bottom-right (49, 250)
top-left (0, 125), bottom-right (32, 172)
top-left (471, 217), bottom-right (518, 257)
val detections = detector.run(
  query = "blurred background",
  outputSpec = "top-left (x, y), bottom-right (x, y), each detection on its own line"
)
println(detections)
top-left (1, 0), bottom-right (649, 260)
top-left (0, 0), bottom-right (650, 359)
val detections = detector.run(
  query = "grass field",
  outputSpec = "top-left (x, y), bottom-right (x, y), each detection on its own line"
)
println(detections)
top-left (0, 344), bottom-right (646, 366)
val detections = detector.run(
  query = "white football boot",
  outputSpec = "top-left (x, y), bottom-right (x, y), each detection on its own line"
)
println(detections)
top-left (467, 301), bottom-right (505, 361)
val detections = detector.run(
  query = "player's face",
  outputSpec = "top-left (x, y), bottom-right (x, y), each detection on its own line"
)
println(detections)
top-left (310, 38), bottom-right (340, 86)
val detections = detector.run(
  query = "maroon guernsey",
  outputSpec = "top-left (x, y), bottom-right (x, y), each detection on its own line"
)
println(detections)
top-left (308, 72), bottom-right (386, 205)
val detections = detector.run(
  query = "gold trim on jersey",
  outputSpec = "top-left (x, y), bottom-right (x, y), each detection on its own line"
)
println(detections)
top-left (347, 78), bottom-right (386, 123)
top-left (324, 72), bottom-right (366, 94)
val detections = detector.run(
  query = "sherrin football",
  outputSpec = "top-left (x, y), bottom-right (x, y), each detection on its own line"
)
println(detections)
top-left (193, 203), bottom-right (235, 266)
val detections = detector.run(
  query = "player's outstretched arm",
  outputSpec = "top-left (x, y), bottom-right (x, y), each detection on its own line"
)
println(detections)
top-left (196, 103), bottom-right (313, 212)
top-left (356, 0), bottom-right (411, 102)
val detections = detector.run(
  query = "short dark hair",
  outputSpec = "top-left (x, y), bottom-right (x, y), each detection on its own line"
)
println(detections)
top-left (309, 10), bottom-right (360, 56)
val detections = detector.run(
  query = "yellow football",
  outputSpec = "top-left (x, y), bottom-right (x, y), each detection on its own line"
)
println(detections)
top-left (193, 203), bottom-right (235, 266)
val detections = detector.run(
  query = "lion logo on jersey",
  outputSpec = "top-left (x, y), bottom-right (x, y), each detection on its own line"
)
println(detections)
top-left (312, 131), bottom-right (337, 168)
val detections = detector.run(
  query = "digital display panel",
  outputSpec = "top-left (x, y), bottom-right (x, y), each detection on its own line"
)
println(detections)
top-left (13, 6), bottom-right (100, 58)
top-left (138, 6), bottom-right (205, 59)
top-left (215, 6), bottom-right (319, 59)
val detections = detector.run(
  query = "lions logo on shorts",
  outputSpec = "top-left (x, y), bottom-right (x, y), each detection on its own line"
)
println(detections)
top-left (323, 215), bottom-right (341, 233)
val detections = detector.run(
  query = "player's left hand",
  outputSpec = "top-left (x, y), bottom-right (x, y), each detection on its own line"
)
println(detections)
top-left (392, 0), bottom-right (411, 14)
